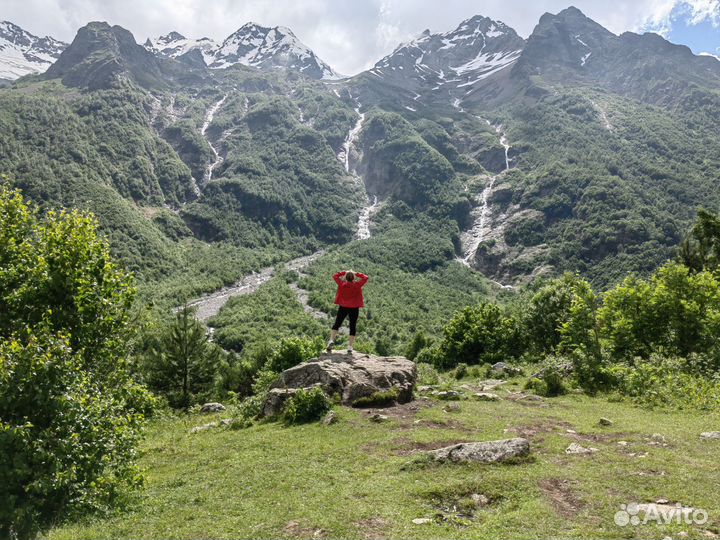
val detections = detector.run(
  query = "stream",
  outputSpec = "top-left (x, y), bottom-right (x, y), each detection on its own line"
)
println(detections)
top-left (185, 250), bottom-right (325, 322)
top-left (201, 95), bottom-right (228, 184)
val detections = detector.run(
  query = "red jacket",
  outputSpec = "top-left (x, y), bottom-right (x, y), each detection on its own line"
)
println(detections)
top-left (333, 272), bottom-right (368, 308)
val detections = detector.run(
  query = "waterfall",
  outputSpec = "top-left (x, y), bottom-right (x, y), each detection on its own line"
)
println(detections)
top-left (201, 94), bottom-right (228, 184)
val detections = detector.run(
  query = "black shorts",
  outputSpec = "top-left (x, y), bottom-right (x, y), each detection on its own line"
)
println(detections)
top-left (332, 306), bottom-right (360, 336)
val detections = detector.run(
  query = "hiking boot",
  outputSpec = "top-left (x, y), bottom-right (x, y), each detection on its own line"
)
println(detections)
top-left (326, 341), bottom-right (334, 353)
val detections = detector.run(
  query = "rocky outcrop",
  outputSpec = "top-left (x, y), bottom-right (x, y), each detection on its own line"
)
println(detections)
top-left (262, 352), bottom-right (416, 417)
top-left (428, 438), bottom-right (530, 463)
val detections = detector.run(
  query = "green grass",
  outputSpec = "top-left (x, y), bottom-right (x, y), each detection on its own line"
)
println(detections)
top-left (46, 378), bottom-right (720, 539)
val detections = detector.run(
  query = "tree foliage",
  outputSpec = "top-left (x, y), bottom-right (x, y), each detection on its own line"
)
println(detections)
top-left (0, 186), bottom-right (152, 540)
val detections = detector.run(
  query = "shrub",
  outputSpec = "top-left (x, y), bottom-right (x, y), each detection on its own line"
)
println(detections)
top-left (265, 336), bottom-right (324, 373)
top-left (405, 331), bottom-right (432, 361)
top-left (352, 388), bottom-right (399, 407)
top-left (416, 362), bottom-right (441, 385)
top-left (452, 363), bottom-right (469, 380)
top-left (612, 355), bottom-right (720, 410)
top-left (0, 187), bottom-right (151, 540)
top-left (435, 303), bottom-right (524, 369)
top-left (525, 359), bottom-right (568, 397)
top-left (281, 387), bottom-right (331, 425)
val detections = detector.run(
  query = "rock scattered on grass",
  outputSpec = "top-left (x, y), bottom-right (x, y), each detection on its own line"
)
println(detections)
top-left (473, 392), bottom-right (500, 401)
top-left (598, 417), bottom-right (613, 426)
top-left (190, 422), bottom-right (218, 433)
top-left (443, 403), bottom-right (461, 412)
top-left (700, 431), bottom-right (720, 440)
top-left (322, 411), bottom-right (337, 425)
top-left (431, 390), bottom-right (462, 400)
top-left (566, 443), bottom-right (598, 455)
top-left (369, 413), bottom-right (388, 423)
top-left (428, 438), bottom-right (530, 464)
top-left (200, 402), bottom-right (226, 413)
top-left (412, 518), bottom-right (432, 525)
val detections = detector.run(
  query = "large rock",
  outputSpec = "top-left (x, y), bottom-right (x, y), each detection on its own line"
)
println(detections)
top-left (262, 352), bottom-right (416, 417)
top-left (428, 438), bottom-right (530, 464)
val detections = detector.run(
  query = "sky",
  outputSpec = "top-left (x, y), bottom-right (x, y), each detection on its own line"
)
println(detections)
top-left (2, 0), bottom-right (719, 74)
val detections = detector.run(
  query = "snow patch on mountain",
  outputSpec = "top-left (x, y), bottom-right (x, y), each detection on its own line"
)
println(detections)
top-left (369, 15), bottom-right (524, 93)
top-left (0, 21), bottom-right (67, 80)
top-left (145, 23), bottom-right (342, 80)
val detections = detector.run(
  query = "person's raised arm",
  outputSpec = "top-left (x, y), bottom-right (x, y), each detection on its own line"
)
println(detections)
top-left (333, 271), bottom-right (346, 285)
top-left (356, 272), bottom-right (369, 286)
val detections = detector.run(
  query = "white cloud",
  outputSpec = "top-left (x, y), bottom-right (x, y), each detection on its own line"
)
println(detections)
top-left (1, 0), bottom-right (717, 75)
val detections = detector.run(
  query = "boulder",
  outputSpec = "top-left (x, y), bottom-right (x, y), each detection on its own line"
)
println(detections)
top-left (492, 362), bottom-right (523, 376)
top-left (262, 352), bottom-right (416, 417)
top-left (598, 417), bottom-right (613, 426)
top-left (566, 443), bottom-right (598, 455)
top-left (700, 431), bottom-right (720, 440)
top-left (428, 437), bottom-right (530, 464)
top-left (322, 410), bottom-right (337, 425)
top-left (200, 402), bottom-right (226, 413)
top-left (190, 422), bottom-right (218, 433)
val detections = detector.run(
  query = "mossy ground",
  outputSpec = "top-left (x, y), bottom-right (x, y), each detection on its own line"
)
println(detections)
top-left (47, 377), bottom-right (720, 540)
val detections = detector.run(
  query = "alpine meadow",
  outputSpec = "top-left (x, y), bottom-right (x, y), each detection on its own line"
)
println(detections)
top-left (1, 3), bottom-right (720, 539)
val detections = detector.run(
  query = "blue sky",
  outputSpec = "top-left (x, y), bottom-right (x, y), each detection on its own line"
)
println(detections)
top-left (2, 0), bottom-right (720, 74)
top-left (644, 1), bottom-right (720, 58)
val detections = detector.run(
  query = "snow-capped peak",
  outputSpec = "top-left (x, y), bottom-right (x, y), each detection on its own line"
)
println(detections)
top-left (0, 20), bottom-right (67, 80)
top-left (210, 22), bottom-right (342, 79)
top-left (369, 15), bottom-right (524, 92)
top-left (144, 22), bottom-right (342, 80)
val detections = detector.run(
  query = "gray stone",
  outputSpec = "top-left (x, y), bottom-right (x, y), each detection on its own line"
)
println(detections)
top-left (412, 518), bottom-right (432, 525)
top-left (598, 417), bottom-right (613, 426)
top-left (370, 413), bottom-right (389, 423)
top-left (492, 362), bottom-right (523, 376)
top-left (566, 443), bottom-right (598, 455)
top-left (190, 422), bottom-right (218, 433)
top-left (322, 411), bottom-right (337, 425)
top-left (428, 437), bottom-right (530, 464)
top-left (200, 402), bottom-right (226, 413)
top-left (263, 352), bottom-right (416, 417)
top-left (700, 431), bottom-right (720, 440)
top-left (262, 387), bottom-right (302, 418)
top-left (431, 390), bottom-right (462, 400)
top-left (443, 403), bottom-right (461, 412)
top-left (473, 392), bottom-right (500, 401)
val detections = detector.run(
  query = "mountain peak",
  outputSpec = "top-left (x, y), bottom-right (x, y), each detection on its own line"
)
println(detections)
top-left (369, 14), bottom-right (524, 96)
top-left (145, 22), bottom-right (340, 79)
top-left (44, 21), bottom-right (169, 89)
top-left (0, 20), bottom-right (67, 80)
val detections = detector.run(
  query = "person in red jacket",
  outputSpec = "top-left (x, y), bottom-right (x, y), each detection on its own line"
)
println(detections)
top-left (327, 269), bottom-right (368, 354)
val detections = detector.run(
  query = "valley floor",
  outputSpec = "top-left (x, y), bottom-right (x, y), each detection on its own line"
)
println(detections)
top-left (46, 377), bottom-right (720, 540)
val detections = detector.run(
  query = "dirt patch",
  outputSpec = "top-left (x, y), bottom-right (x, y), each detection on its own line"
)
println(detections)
top-left (505, 419), bottom-right (575, 442)
top-left (539, 478), bottom-right (584, 519)
top-left (566, 431), bottom-right (635, 444)
top-left (283, 520), bottom-right (327, 539)
top-left (354, 517), bottom-right (390, 540)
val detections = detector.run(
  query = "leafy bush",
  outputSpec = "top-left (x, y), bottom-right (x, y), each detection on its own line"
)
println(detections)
top-left (612, 355), bottom-right (720, 410)
top-left (524, 358), bottom-right (569, 397)
top-left (452, 363), bottom-right (469, 380)
top-left (265, 336), bottom-right (324, 373)
top-left (434, 303), bottom-right (524, 369)
top-left (416, 361), bottom-right (441, 385)
top-left (0, 187), bottom-right (152, 540)
top-left (281, 387), bottom-right (331, 425)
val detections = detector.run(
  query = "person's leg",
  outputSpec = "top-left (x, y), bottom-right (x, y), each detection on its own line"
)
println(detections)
top-left (328, 307), bottom-right (348, 351)
top-left (347, 308), bottom-right (359, 352)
